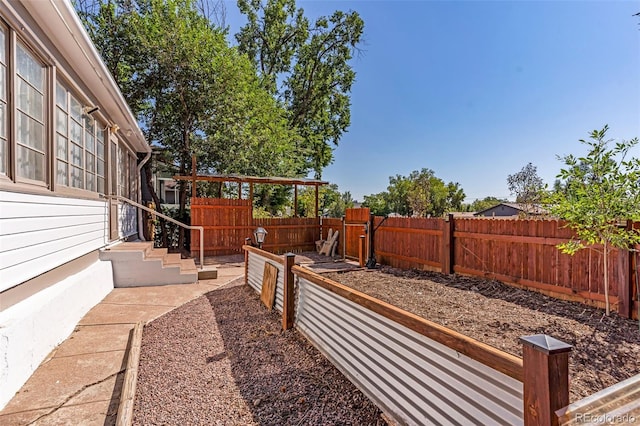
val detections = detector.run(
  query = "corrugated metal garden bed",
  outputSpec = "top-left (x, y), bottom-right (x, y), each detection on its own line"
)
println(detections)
top-left (323, 266), bottom-right (640, 402)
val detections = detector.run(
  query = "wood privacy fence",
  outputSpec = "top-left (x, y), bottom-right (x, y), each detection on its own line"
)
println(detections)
top-left (244, 245), bottom-right (579, 426)
top-left (191, 201), bottom-right (638, 318)
top-left (343, 208), bottom-right (639, 319)
top-left (190, 197), bottom-right (321, 256)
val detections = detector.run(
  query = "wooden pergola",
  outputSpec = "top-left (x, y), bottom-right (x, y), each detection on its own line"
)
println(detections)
top-left (173, 170), bottom-right (329, 217)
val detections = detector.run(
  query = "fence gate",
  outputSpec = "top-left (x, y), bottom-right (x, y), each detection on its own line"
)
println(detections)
top-left (344, 208), bottom-right (370, 259)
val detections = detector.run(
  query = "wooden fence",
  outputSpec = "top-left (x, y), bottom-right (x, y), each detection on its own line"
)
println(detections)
top-left (190, 197), bottom-right (320, 256)
top-left (374, 215), bottom-right (443, 271)
top-left (192, 201), bottom-right (639, 319)
top-left (336, 208), bottom-right (639, 319)
top-left (453, 218), bottom-right (631, 312)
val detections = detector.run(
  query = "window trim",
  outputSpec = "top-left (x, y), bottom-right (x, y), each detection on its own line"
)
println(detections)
top-left (13, 36), bottom-right (49, 186)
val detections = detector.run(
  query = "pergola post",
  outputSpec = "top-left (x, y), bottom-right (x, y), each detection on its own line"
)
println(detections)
top-left (191, 155), bottom-right (197, 199)
top-left (315, 184), bottom-right (319, 218)
top-left (294, 185), bottom-right (298, 217)
top-left (249, 183), bottom-right (254, 216)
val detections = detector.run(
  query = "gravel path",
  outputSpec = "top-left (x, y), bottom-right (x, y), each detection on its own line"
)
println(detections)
top-left (133, 278), bottom-right (387, 425)
top-left (324, 266), bottom-right (640, 402)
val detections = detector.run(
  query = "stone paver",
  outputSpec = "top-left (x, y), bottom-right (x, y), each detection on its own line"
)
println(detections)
top-left (0, 265), bottom-right (243, 426)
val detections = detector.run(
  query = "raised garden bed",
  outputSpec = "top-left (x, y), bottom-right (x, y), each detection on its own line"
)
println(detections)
top-left (323, 266), bottom-right (640, 402)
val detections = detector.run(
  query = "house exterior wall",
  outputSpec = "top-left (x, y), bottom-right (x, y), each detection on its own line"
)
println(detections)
top-left (476, 205), bottom-right (521, 217)
top-left (0, 255), bottom-right (113, 408)
top-left (0, 191), bottom-right (109, 293)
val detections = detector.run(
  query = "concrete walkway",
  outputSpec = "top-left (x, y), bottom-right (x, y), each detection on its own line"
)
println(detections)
top-left (0, 266), bottom-right (244, 426)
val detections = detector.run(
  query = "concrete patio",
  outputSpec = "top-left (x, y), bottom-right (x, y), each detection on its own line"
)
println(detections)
top-left (0, 264), bottom-right (244, 425)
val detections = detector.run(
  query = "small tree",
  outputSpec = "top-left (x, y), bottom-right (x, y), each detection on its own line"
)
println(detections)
top-left (549, 125), bottom-right (640, 315)
top-left (507, 162), bottom-right (545, 215)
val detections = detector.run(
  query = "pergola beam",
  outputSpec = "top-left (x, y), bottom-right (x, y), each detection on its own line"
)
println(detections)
top-left (176, 173), bottom-right (329, 217)
top-left (173, 174), bottom-right (328, 187)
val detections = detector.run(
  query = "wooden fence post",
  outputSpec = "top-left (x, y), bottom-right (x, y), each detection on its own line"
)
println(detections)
top-left (520, 334), bottom-right (572, 426)
top-left (618, 220), bottom-right (634, 318)
top-left (442, 213), bottom-right (455, 274)
top-left (359, 235), bottom-right (366, 267)
top-left (282, 253), bottom-right (296, 330)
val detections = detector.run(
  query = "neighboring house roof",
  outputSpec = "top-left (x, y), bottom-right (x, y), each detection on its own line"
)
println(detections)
top-left (474, 202), bottom-right (549, 216)
top-left (450, 212), bottom-right (476, 218)
top-left (12, 0), bottom-right (149, 154)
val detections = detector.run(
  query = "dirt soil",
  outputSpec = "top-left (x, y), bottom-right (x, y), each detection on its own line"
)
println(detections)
top-left (323, 266), bottom-right (640, 402)
top-left (133, 278), bottom-right (386, 425)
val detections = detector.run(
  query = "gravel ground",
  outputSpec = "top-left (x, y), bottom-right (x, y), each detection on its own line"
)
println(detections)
top-left (133, 278), bottom-right (387, 425)
top-left (323, 266), bottom-right (640, 402)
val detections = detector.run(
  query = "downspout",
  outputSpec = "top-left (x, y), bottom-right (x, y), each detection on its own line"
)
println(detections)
top-left (137, 150), bottom-right (152, 241)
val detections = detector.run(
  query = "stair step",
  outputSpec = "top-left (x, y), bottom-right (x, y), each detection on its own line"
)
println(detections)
top-left (102, 241), bottom-right (198, 287)
top-left (106, 241), bottom-right (152, 252)
top-left (180, 259), bottom-right (198, 274)
top-left (163, 253), bottom-right (182, 266)
top-left (147, 248), bottom-right (168, 259)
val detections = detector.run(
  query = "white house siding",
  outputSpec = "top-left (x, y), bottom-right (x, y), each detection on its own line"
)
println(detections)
top-left (0, 191), bottom-right (108, 293)
top-left (0, 257), bottom-right (113, 408)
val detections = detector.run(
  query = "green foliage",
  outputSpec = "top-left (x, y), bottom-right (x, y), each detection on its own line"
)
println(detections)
top-left (466, 196), bottom-right (508, 212)
top-left (296, 184), bottom-right (354, 218)
top-left (236, 0), bottom-right (364, 177)
top-left (549, 125), bottom-right (640, 314)
top-left (362, 168), bottom-right (465, 217)
top-left (253, 184), bottom-right (293, 217)
top-left (362, 192), bottom-right (391, 216)
top-left (77, 0), bottom-right (305, 203)
top-left (507, 162), bottom-right (545, 213)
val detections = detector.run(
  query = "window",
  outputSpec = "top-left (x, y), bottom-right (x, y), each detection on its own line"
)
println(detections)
top-left (118, 144), bottom-right (127, 197)
top-left (129, 153), bottom-right (136, 200)
top-left (96, 127), bottom-right (105, 193)
top-left (0, 20), bottom-right (136, 197)
top-left (55, 82), bottom-right (106, 193)
top-left (16, 42), bottom-right (45, 182)
top-left (0, 26), bottom-right (7, 175)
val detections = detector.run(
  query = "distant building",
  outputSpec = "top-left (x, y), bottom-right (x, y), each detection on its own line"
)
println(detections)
top-left (474, 202), bottom-right (548, 217)
top-left (450, 212), bottom-right (477, 218)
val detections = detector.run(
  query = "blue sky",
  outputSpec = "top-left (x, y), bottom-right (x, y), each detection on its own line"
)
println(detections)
top-left (223, 0), bottom-right (640, 203)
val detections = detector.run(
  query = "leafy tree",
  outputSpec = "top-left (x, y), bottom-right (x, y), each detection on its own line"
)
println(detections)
top-left (362, 192), bottom-right (390, 216)
top-left (507, 162), bottom-right (545, 215)
top-left (362, 169), bottom-right (466, 217)
top-left (78, 0), bottom-right (304, 247)
top-left (549, 125), bottom-right (640, 315)
top-left (296, 184), bottom-right (354, 218)
top-left (236, 0), bottom-right (364, 177)
top-left (386, 174), bottom-right (412, 216)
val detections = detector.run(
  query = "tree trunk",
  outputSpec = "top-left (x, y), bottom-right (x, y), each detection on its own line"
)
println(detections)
top-left (143, 161), bottom-right (162, 243)
top-left (604, 241), bottom-right (610, 315)
top-left (177, 155), bottom-right (187, 253)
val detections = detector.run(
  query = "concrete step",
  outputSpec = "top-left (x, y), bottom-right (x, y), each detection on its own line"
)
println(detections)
top-left (146, 248), bottom-right (168, 259)
top-left (100, 242), bottom-right (198, 287)
top-left (180, 258), bottom-right (197, 272)
top-left (163, 253), bottom-right (182, 266)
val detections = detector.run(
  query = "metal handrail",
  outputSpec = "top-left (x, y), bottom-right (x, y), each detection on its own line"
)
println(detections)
top-left (108, 195), bottom-right (204, 270)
